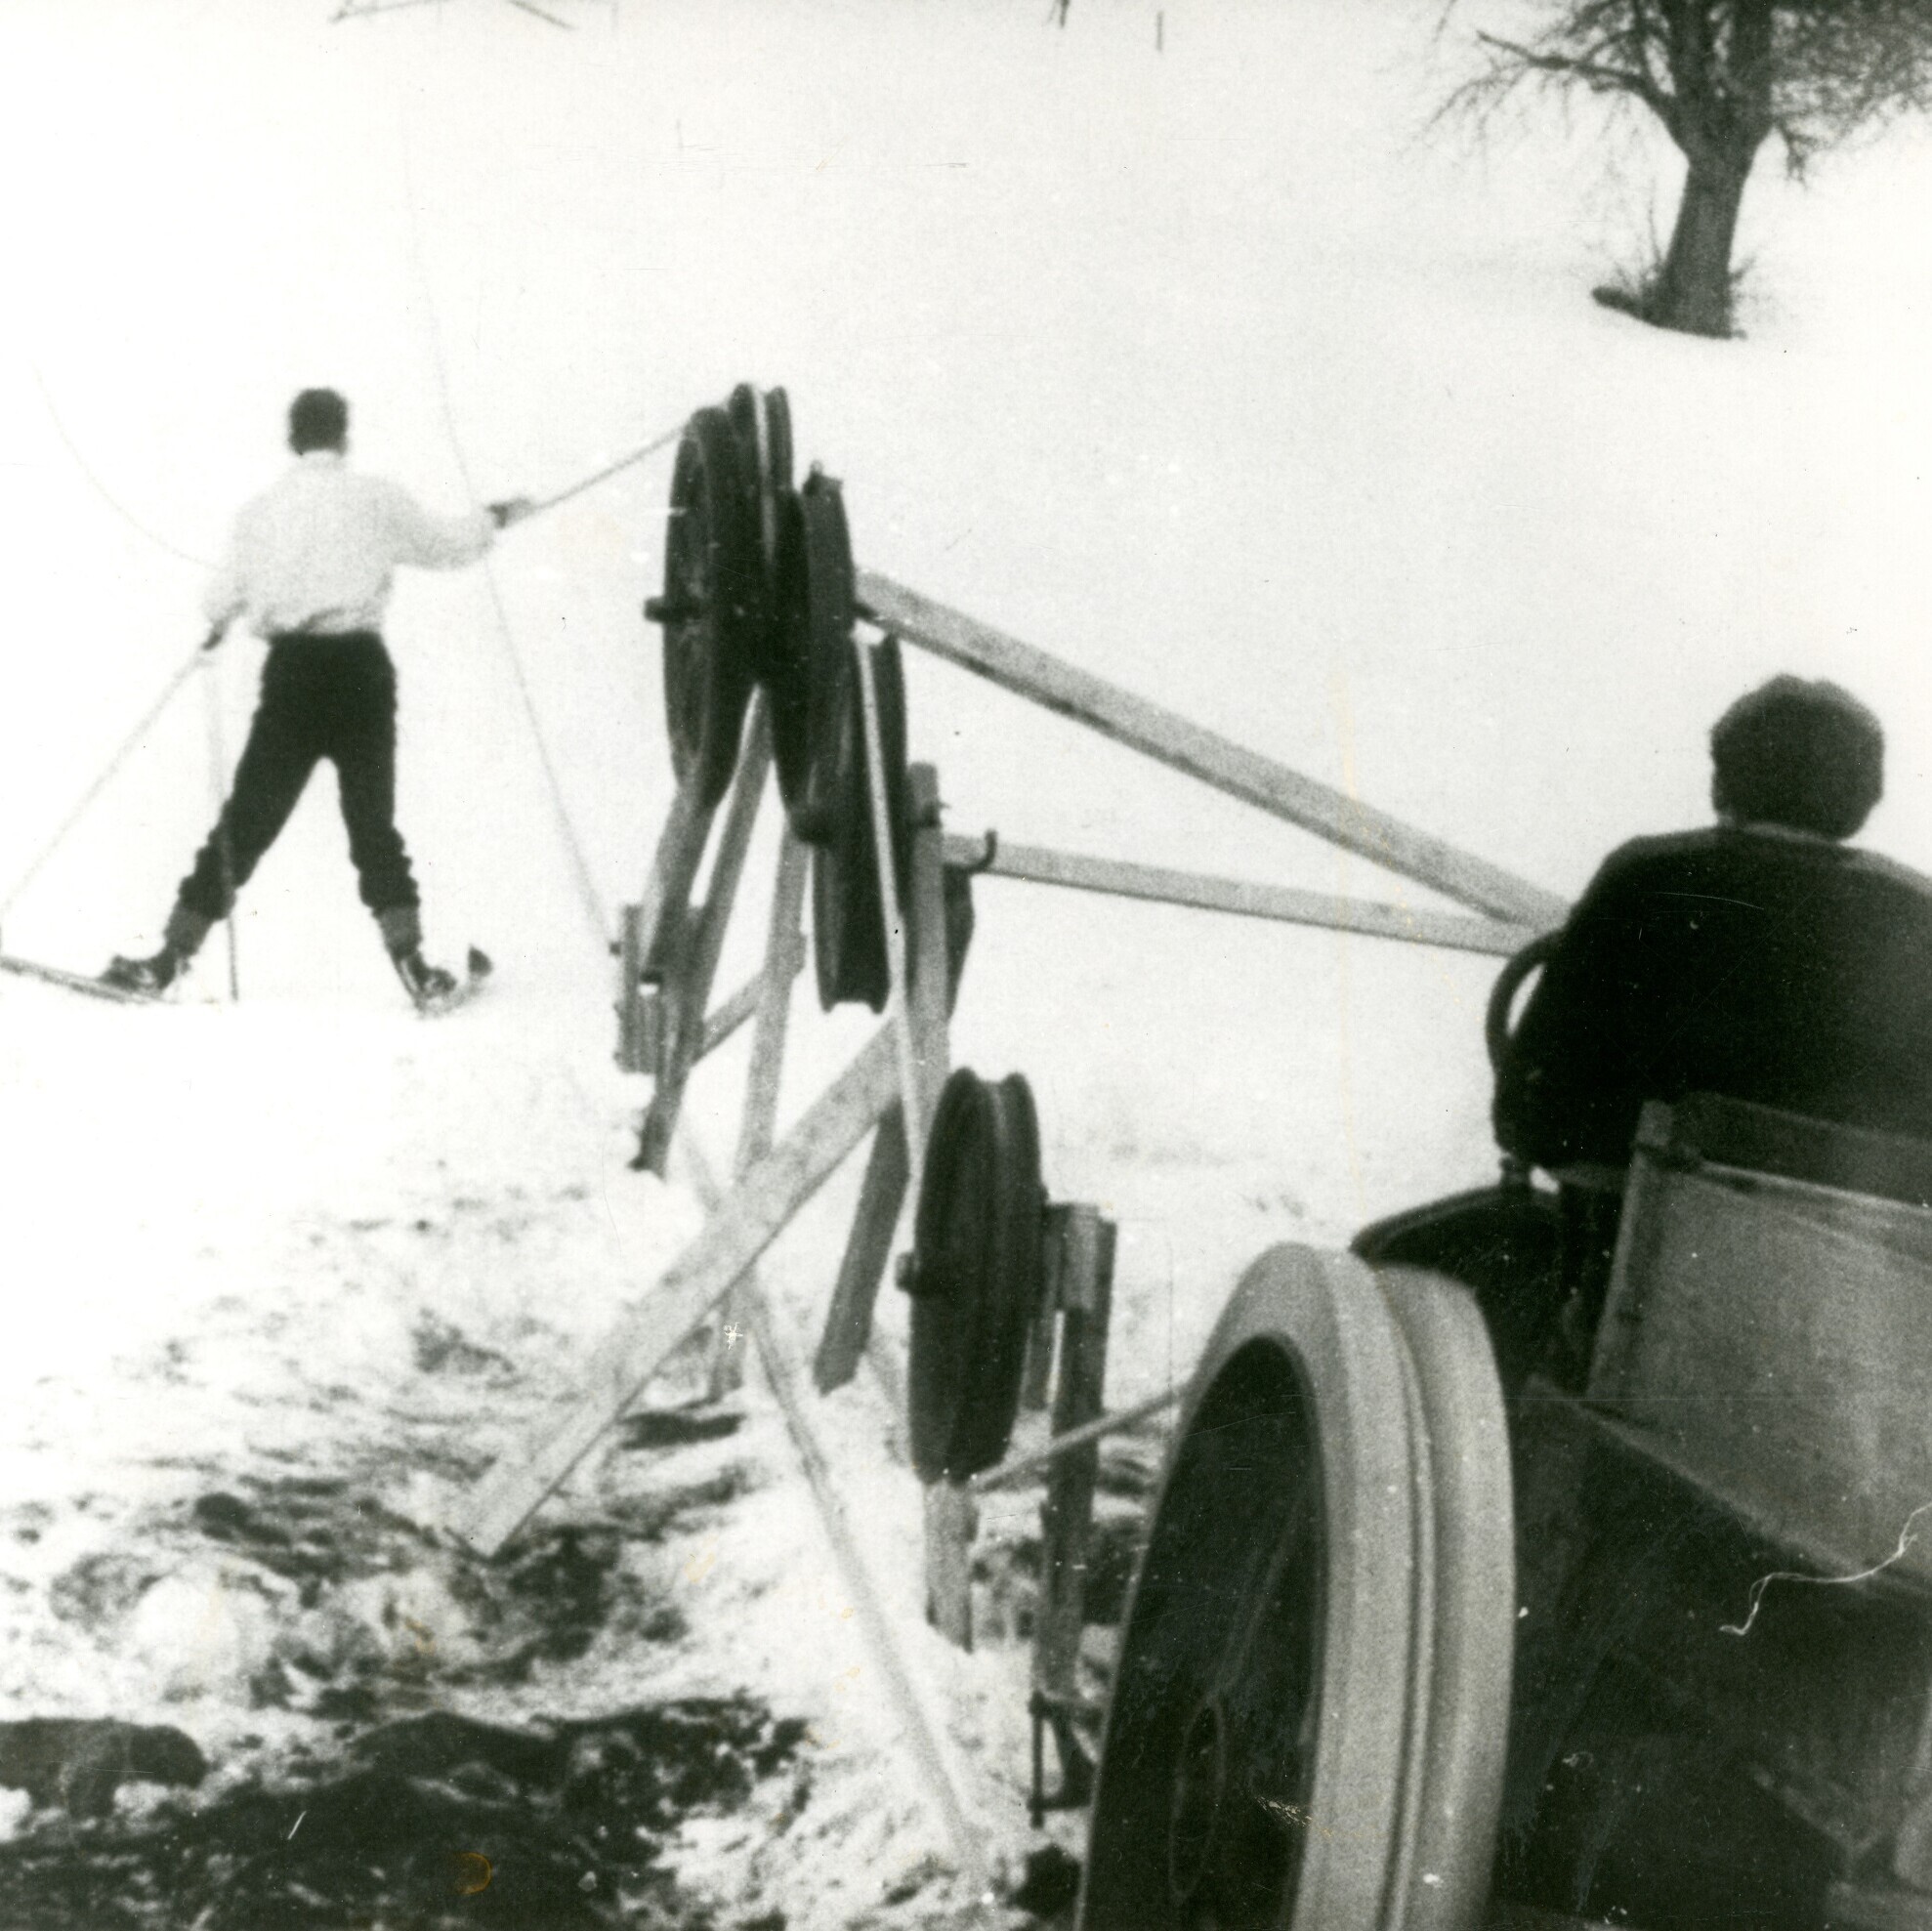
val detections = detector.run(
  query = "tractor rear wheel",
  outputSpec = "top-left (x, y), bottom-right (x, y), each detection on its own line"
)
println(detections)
top-left (1079, 1247), bottom-right (1513, 1930)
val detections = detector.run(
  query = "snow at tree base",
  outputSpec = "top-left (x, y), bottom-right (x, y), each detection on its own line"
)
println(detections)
top-left (0, 0), bottom-right (1929, 1924)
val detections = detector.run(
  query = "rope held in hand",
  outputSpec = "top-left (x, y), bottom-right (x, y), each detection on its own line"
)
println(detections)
top-left (521, 426), bottom-right (684, 523)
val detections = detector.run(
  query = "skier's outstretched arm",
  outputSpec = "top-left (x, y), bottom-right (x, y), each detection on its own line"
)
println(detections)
top-left (382, 483), bottom-right (498, 570)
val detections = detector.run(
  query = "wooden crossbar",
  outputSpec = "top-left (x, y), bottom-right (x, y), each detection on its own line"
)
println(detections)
top-left (971, 1387), bottom-right (1185, 1493)
top-left (859, 569), bottom-right (1568, 931)
top-left (449, 1028), bottom-right (901, 1556)
top-left (940, 834), bottom-right (1544, 957)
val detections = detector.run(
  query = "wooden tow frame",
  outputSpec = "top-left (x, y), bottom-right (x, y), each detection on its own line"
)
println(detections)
top-left (442, 569), bottom-right (1564, 1870)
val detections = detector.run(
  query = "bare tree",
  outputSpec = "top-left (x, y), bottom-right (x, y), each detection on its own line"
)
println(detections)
top-left (1451, 0), bottom-right (1932, 336)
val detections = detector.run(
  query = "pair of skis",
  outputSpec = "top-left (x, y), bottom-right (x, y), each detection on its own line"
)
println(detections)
top-left (0, 946), bottom-right (493, 1016)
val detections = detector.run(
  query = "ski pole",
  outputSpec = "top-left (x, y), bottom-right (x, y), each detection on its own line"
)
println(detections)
top-left (0, 628), bottom-right (223, 925)
top-left (517, 424), bottom-right (685, 524)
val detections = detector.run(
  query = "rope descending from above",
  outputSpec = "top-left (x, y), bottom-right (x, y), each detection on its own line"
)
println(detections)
top-left (0, 634), bottom-right (218, 927)
top-left (31, 367), bottom-right (214, 571)
top-left (399, 114), bottom-right (684, 955)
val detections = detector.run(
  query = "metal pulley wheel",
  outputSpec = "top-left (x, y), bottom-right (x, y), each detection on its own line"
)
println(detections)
top-left (763, 388), bottom-right (793, 503)
top-left (725, 382), bottom-right (783, 678)
top-left (645, 406), bottom-right (761, 811)
top-left (903, 1069), bottom-right (1045, 1484)
top-left (811, 632), bottom-right (912, 1012)
top-left (1079, 1245), bottom-right (1514, 1931)
top-left (771, 468), bottom-right (856, 838)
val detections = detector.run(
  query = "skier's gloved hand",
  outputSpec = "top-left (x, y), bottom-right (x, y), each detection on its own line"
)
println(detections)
top-left (487, 497), bottom-right (535, 530)
top-left (200, 621), bottom-right (230, 653)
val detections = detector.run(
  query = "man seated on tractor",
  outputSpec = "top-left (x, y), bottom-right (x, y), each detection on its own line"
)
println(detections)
top-left (1491, 675), bottom-right (1932, 1358)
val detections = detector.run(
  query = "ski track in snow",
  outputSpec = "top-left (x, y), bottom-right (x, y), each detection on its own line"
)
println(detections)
top-left (0, 0), bottom-right (1929, 1920)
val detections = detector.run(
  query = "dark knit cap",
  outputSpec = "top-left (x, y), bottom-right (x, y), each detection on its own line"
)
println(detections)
top-left (1710, 675), bottom-right (1883, 840)
top-left (288, 388), bottom-right (349, 454)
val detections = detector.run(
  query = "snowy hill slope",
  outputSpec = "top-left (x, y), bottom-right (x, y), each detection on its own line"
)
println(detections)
top-left (1, 0), bottom-right (1931, 1922)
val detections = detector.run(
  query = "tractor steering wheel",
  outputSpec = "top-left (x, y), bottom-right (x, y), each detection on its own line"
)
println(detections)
top-left (1485, 930), bottom-right (1560, 1078)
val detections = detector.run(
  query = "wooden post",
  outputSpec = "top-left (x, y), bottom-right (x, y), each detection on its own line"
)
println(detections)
top-left (924, 1480), bottom-right (979, 1651)
top-left (449, 1027), bottom-right (900, 1557)
top-left (811, 765), bottom-right (958, 1395)
top-left (710, 830), bottom-right (809, 1398)
top-left (615, 903), bottom-right (649, 1072)
top-left (1033, 1210), bottom-right (1115, 1795)
top-left (1019, 1207), bottom-right (1065, 1413)
top-left (859, 569), bottom-right (1567, 930)
top-left (636, 702), bottom-right (773, 1173)
top-left (813, 1111), bottom-right (911, 1395)
top-left (855, 641), bottom-right (930, 1205)
top-left (695, 946), bottom-right (805, 1065)
top-left (630, 767), bottom-right (714, 993)
top-left (902, 766), bottom-right (954, 1128)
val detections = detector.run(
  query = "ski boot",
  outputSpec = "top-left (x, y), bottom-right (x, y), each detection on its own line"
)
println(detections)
top-left (392, 947), bottom-right (461, 1012)
top-left (102, 944), bottom-right (187, 995)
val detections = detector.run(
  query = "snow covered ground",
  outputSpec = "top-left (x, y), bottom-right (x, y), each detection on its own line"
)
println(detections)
top-left (1, 0), bottom-right (1931, 1922)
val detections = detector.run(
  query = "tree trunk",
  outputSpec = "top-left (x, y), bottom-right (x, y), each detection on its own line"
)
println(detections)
top-left (1648, 150), bottom-right (1753, 337)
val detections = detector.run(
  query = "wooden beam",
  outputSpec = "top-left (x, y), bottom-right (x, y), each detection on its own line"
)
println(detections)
top-left (856, 643), bottom-right (929, 1206)
top-left (631, 773), bottom-right (712, 987)
top-left (711, 830), bottom-right (810, 1399)
top-left (678, 1135), bottom-right (988, 1893)
top-left (636, 704), bottom-right (773, 1173)
top-left (903, 767), bottom-right (954, 1128)
top-left (812, 1109), bottom-right (911, 1396)
top-left (860, 569), bottom-right (1567, 930)
top-left (811, 768), bottom-right (962, 1398)
top-left (1033, 1215), bottom-right (1115, 1768)
top-left (970, 1386), bottom-right (1184, 1493)
top-left (449, 1027), bottom-right (901, 1557)
top-left (941, 833), bottom-right (1544, 958)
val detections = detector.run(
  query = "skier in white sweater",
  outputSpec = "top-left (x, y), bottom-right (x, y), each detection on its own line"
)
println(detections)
top-left (105, 388), bottom-right (528, 1006)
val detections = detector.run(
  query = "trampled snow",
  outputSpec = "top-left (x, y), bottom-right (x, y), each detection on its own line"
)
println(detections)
top-left (0, 0), bottom-right (1928, 1922)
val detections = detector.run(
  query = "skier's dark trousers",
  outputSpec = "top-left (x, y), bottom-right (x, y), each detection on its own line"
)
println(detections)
top-left (178, 633), bottom-right (413, 934)
top-left (103, 387), bottom-right (528, 1004)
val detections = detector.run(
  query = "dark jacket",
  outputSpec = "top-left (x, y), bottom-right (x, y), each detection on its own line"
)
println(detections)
top-left (1494, 824), bottom-right (1932, 1170)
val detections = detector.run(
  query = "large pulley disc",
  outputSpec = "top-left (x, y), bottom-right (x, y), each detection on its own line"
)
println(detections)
top-left (905, 1069), bottom-right (1045, 1483)
top-left (725, 381), bottom-right (782, 676)
top-left (648, 406), bottom-right (761, 811)
top-left (772, 469), bottom-right (856, 838)
top-left (1080, 1245), bottom-right (1420, 1931)
top-left (1376, 1266), bottom-right (1514, 1931)
top-left (811, 631), bottom-right (912, 1012)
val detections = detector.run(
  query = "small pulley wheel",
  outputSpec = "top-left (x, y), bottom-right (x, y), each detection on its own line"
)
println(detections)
top-left (905, 1069), bottom-right (1045, 1483)
top-left (648, 406), bottom-right (760, 811)
top-left (811, 632), bottom-right (912, 1012)
top-left (1080, 1246), bottom-right (1421, 1931)
top-left (772, 468), bottom-right (856, 838)
top-left (724, 381), bottom-right (783, 680)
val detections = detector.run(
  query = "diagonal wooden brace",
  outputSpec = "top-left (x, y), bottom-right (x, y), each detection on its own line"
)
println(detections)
top-left (859, 568), bottom-right (1567, 930)
top-left (710, 828), bottom-right (810, 1398)
top-left (449, 1026), bottom-right (901, 1557)
top-left (635, 703), bottom-right (774, 1171)
top-left (811, 765), bottom-right (966, 1395)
